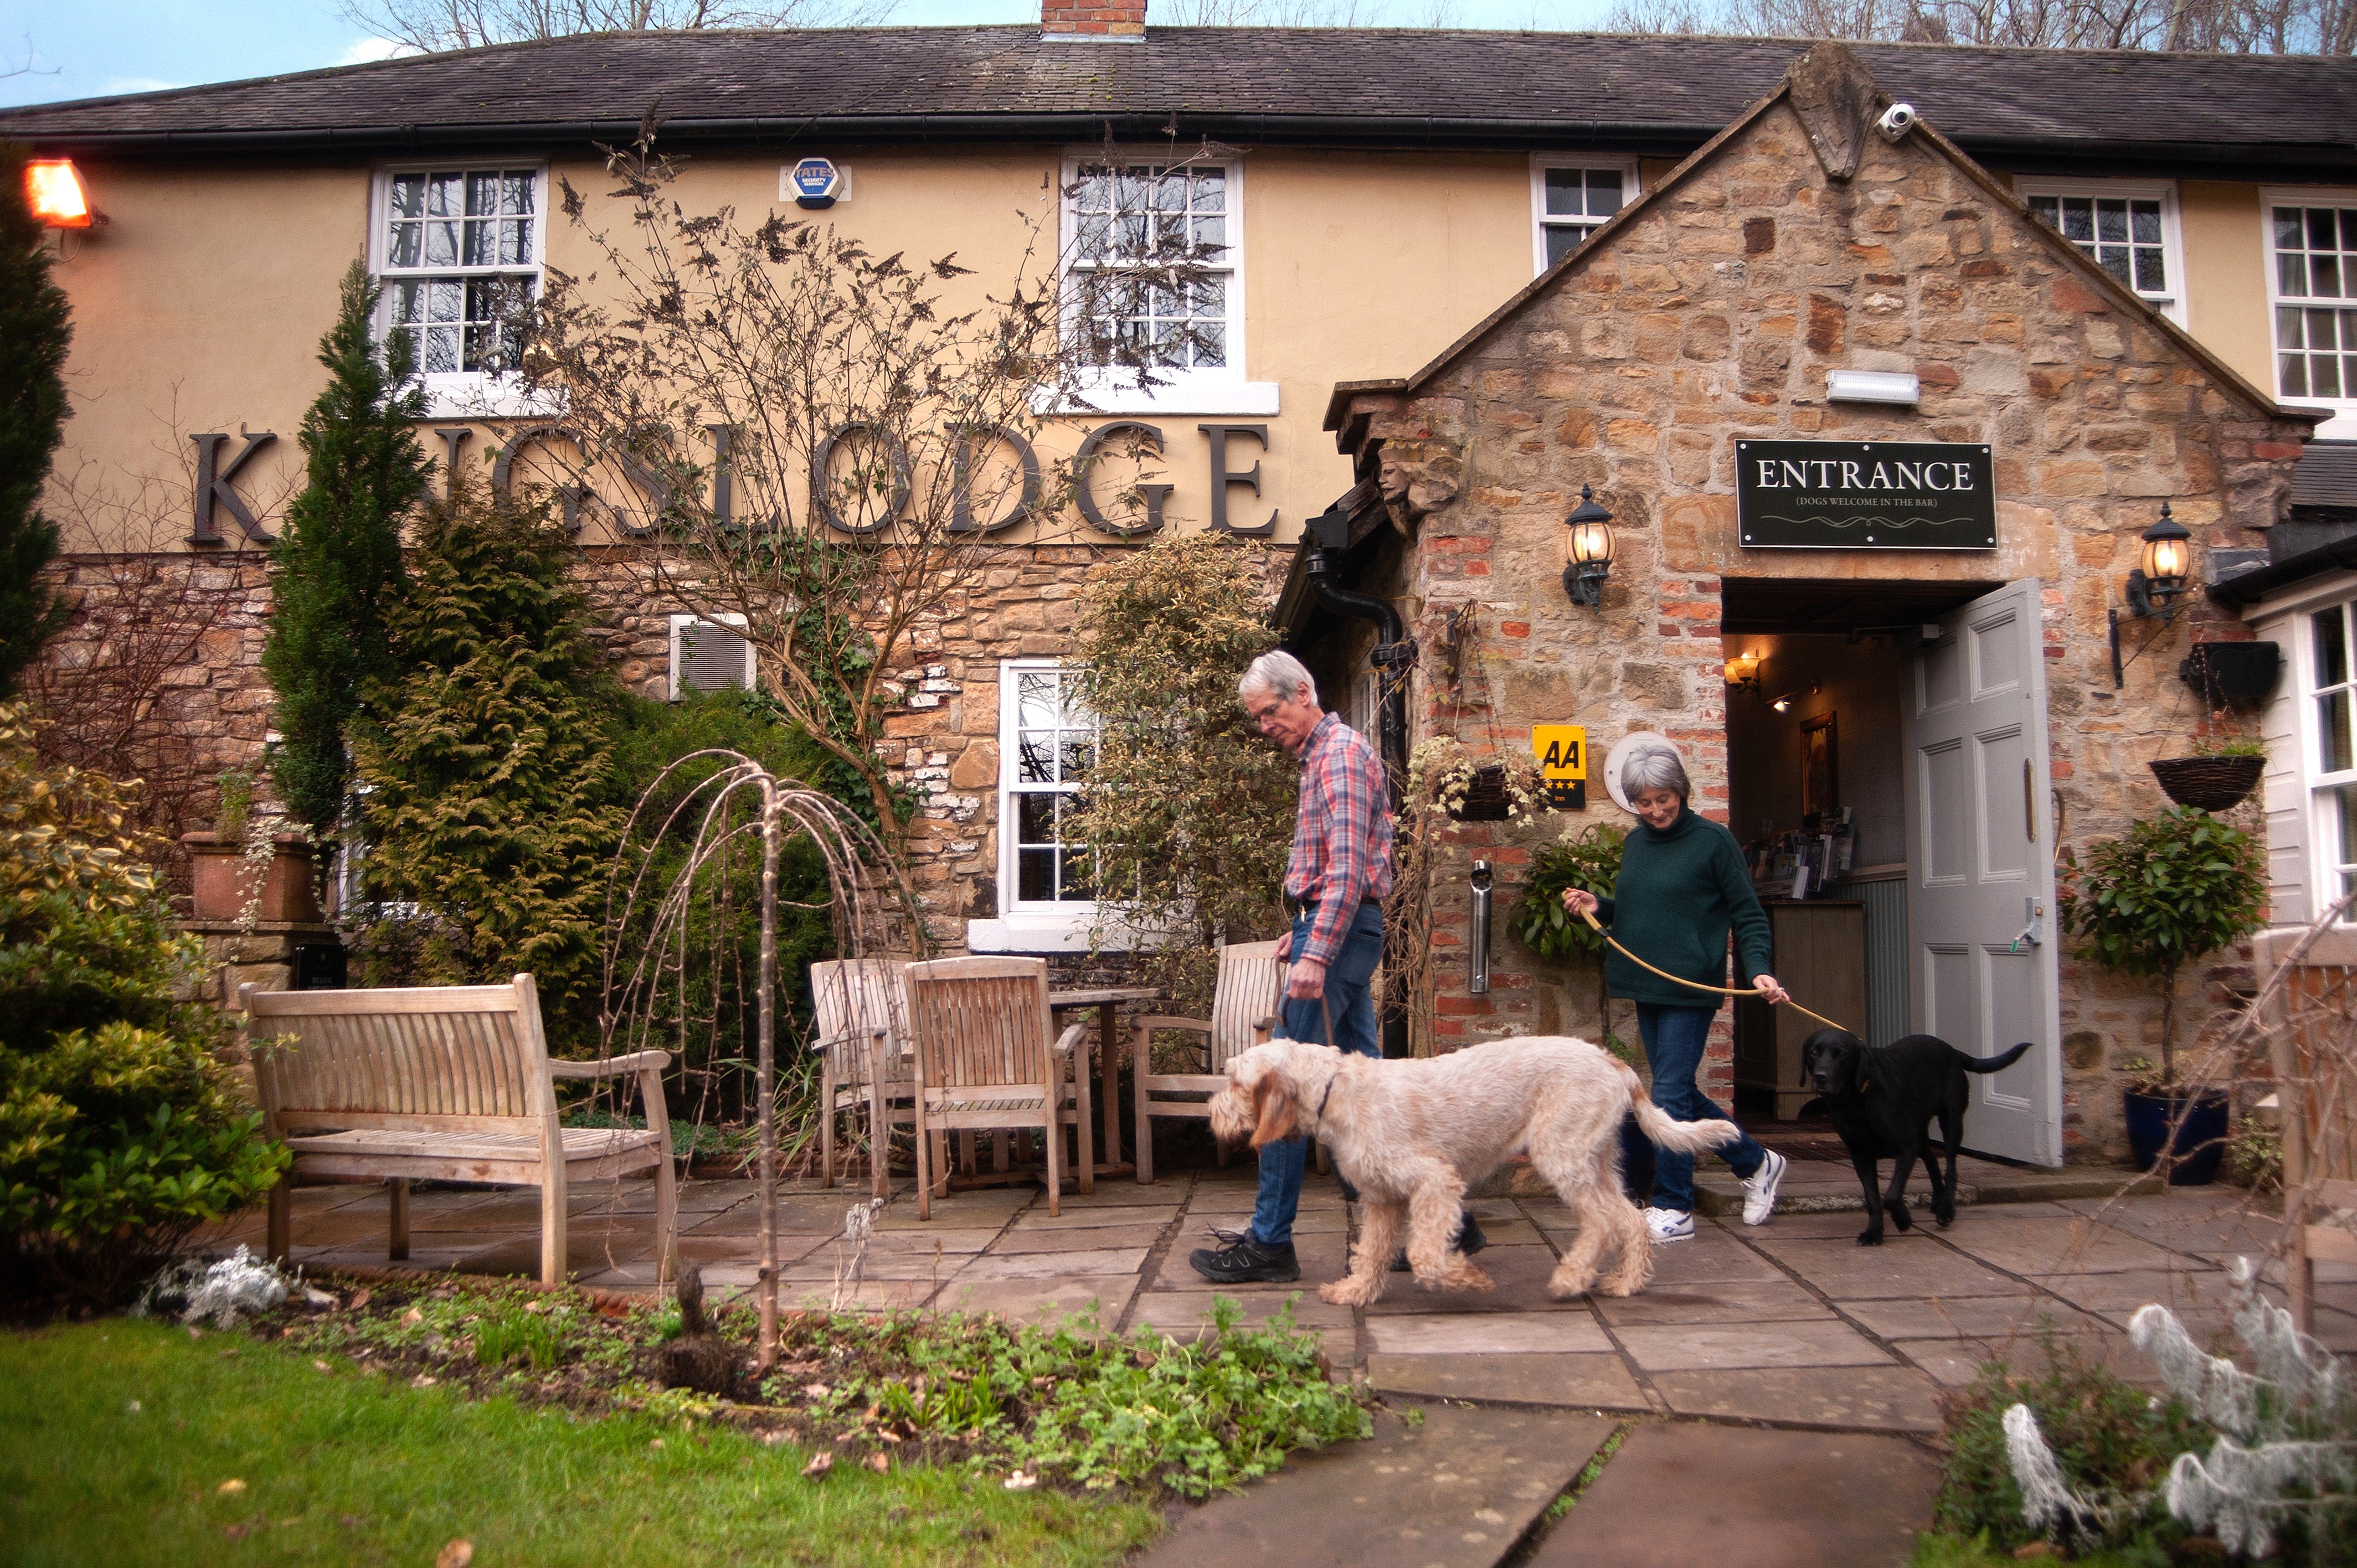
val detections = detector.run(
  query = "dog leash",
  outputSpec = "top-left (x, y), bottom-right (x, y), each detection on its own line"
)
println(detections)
top-left (1576, 907), bottom-right (1855, 1035)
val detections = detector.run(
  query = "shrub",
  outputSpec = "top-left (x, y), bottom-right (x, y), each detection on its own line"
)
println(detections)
top-left (348, 488), bottom-right (626, 1031)
top-left (0, 703), bottom-right (285, 1305)
top-left (1509, 822), bottom-right (1633, 1055)
top-left (0, 145), bottom-right (73, 697)
top-left (2062, 806), bottom-right (2267, 1082)
top-left (261, 260), bottom-right (428, 844)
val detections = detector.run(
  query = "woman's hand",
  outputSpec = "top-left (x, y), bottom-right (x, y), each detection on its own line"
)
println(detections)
top-left (1753, 972), bottom-right (1791, 1007)
top-left (1561, 888), bottom-right (1600, 918)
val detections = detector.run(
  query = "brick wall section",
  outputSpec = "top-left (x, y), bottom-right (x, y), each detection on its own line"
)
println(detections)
top-left (1335, 97), bottom-right (2309, 1159)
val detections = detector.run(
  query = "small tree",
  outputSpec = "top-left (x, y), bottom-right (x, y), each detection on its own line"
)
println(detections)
top-left (349, 487), bottom-right (624, 1030)
top-left (0, 146), bottom-right (73, 697)
top-left (1067, 532), bottom-right (1295, 1010)
top-left (262, 260), bottom-right (429, 846)
top-left (2063, 805), bottom-right (2268, 1085)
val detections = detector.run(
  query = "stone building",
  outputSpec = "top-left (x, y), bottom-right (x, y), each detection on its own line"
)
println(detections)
top-left (1311, 44), bottom-right (2318, 1162)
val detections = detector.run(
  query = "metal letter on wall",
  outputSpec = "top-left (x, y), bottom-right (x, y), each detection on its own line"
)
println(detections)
top-left (946, 423), bottom-right (1044, 534)
top-left (1073, 420), bottom-right (1171, 538)
top-left (1197, 423), bottom-right (1276, 537)
top-left (188, 431), bottom-right (278, 544)
top-left (811, 421), bottom-right (913, 536)
top-left (433, 427), bottom-right (472, 504)
top-left (491, 423), bottom-right (593, 534)
top-left (1734, 440), bottom-right (1996, 550)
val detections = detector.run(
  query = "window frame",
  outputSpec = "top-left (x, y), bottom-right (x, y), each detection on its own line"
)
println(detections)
top-left (1529, 154), bottom-right (1639, 276)
top-left (2017, 176), bottom-right (2188, 327)
top-left (367, 160), bottom-right (550, 420)
top-left (967, 659), bottom-right (1113, 952)
top-left (667, 612), bottom-right (756, 702)
top-left (1055, 147), bottom-right (1277, 417)
top-left (2298, 593), bottom-right (2357, 916)
top-left (2263, 186), bottom-right (2357, 437)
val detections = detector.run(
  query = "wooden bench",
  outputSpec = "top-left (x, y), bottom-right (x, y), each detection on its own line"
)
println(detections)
top-left (243, 974), bottom-right (677, 1287)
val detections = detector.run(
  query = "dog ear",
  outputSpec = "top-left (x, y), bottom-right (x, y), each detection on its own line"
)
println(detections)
top-left (1798, 1038), bottom-right (1815, 1088)
top-left (1249, 1071), bottom-right (1298, 1149)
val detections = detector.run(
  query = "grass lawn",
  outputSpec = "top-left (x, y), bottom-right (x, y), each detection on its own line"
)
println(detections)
top-left (0, 1319), bottom-right (1162, 1567)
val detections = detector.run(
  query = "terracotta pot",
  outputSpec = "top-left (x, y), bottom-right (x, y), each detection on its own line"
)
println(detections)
top-left (182, 832), bottom-right (322, 924)
top-left (2148, 755), bottom-right (2265, 813)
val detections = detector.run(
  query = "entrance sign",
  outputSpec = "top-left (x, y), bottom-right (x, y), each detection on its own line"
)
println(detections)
top-left (1736, 440), bottom-right (1996, 550)
top-left (1903, 578), bottom-right (2062, 1165)
top-left (1531, 724), bottom-right (1587, 810)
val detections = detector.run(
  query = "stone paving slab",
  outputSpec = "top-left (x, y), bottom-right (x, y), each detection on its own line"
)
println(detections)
top-left (959, 1246), bottom-right (1150, 1280)
top-left (1748, 1234), bottom-right (2031, 1299)
top-left (1589, 1276), bottom-right (1835, 1327)
top-left (990, 1221), bottom-right (1166, 1254)
top-left (1365, 1352), bottom-right (1650, 1412)
top-left (1360, 1246), bottom-right (1586, 1314)
top-left (1646, 1365), bottom-right (1946, 1432)
top-left (1135, 1404), bottom-right (1615, 1568)
top-left (933, 1273), bottom-right (1140, 1323)
top-left (1531, 1422), bottom-right (1941, 1565)
top-left (1840, 1293), bottom-right (2110, 1341)
top-left (1613, 1320), bottom-right (1896, 1373)
top-left (1366, 1312), bottom-right (1615, 1355)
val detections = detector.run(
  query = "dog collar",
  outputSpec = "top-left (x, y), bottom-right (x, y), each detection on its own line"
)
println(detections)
top-left (1314, 1073), bottom-right (1336, 1129)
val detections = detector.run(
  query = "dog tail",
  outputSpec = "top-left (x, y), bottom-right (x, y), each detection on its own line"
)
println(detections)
top-left (1623, 1066), bottom-right (1744, 1153)
top-left (1957, 1040), bottom-right (2034, 1074)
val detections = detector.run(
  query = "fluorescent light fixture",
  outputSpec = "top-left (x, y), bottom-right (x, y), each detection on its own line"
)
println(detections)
top-left (1826, 369), bottom-right (1921, 405)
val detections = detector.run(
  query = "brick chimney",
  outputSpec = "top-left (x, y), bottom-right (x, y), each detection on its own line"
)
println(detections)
top-left (1042, 0), bottom-right (1146, 39)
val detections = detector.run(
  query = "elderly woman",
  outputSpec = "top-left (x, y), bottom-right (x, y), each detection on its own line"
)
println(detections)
top-left (1560, 743), bottom-right (1790, 1241)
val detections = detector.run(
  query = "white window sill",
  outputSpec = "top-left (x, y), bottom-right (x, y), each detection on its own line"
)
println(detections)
top-left (414, 374), bottom-right (564, 422)
top-left (967, 912), bottom-right (1114, 953)
top-left (1042, 379), bottom-right (1280, 417)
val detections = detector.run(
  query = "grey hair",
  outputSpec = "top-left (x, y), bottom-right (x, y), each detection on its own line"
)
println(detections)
top-left (1620, 742), bottom-right (1689, 803)
top-left (1240, 649), bottom-right (1318, 706)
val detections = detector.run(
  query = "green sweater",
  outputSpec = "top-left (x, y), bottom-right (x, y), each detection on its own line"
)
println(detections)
top-left (1593, 808), bottom-right (1775, 1009)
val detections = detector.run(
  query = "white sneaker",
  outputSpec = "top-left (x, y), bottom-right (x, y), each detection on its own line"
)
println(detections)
top-left (1644, 1206), bottom-right (1695, 1243)
top-left (1741, 1148), bottom-right (1788, 1226)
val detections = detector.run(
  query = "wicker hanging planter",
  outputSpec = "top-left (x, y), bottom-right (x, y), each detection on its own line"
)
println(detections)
top-left (2148, 756), bottom-right (2265, 813)
top-left (1447, 765), bottom-right (1514, 822)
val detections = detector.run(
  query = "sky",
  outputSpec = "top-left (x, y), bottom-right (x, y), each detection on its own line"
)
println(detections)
top-left (0, 0), bottom-right (1612, 110)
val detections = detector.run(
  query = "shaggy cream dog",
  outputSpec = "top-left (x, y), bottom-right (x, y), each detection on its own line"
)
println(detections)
top-left (1207, 1036), bottom-right (1741, 1305)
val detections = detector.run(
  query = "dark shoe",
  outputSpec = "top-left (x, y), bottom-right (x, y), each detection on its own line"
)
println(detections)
top-left (1390, 1213), bottom-right (1489, 1272)
top-left (1190, 1232), bottom-right (1300, 1285)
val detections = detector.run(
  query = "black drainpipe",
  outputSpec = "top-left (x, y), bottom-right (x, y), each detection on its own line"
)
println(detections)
top-left (1301, 513), bottom-right (1416, 1056)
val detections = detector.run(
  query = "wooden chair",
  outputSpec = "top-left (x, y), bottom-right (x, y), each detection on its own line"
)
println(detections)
top-left (2256, 923), bottom-right (2357, 1333)
top-left (811, 957), bottom-right (917, 1198)
top-left (243, 974), bottom-right (676, 1287)
top-left (1129, 938), bottom-right (1289, 1184)
top-left (902, 957), bottom-right (1092, 1219)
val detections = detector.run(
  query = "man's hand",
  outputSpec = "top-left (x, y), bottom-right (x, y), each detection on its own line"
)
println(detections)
top-left (1286, 956), bottom-right (1327, 1000)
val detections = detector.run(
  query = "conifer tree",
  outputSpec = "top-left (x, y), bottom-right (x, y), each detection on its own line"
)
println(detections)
top-left (261, 260), bottom-right (427, 843)
top-left (350, 486), bottom-right (624, 1027)
top-left (0, 148), bottom-right (74, 697)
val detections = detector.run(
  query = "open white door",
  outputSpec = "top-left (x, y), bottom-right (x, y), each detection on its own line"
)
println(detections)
top-left (1903, 579), bottom-right (2064, 1165)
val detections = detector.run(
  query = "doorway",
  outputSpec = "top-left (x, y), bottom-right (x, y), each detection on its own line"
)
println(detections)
top-left (1717, 577), bottom-right (2062, 1166)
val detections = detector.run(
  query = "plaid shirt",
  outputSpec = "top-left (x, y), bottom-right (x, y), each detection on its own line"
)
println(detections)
top-left (1284, 713), bottom-right (1396, 966)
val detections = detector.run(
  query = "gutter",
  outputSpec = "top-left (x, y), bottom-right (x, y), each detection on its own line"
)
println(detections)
top-left (2207, 533), bottom-right (2357, 607)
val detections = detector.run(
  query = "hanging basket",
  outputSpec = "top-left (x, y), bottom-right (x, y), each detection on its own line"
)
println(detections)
top-left (2149, 755), bottom-right (2265, 813)
top-left (2177, 642), bottom-right (2283, 710)
top-left (1447, 765), bottom-right (1514, 822)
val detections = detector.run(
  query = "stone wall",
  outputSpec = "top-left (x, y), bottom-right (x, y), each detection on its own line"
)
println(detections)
top-left (1333, 85), bottom-right (2308, 1160)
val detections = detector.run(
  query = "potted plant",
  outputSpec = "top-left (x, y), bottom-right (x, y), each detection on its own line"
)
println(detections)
top-left (1509, 822), bottom-right (1639, 1061)
top-left (1416, 736), bottom-right (1543, 824)
top-left (2062, 806), bottom-right (2267, 1185)
top-left (182, 770), bottom-right (322, 924)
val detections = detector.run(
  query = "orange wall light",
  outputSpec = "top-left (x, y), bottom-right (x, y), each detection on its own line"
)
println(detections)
top-left (25, 159), bottom-right (92, 228)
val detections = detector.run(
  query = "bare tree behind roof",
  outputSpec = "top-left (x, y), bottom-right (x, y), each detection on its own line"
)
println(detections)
top-left (340, 0), bottom-right (895, 54)
top-left (1597, 0), bottom-right (2357, 51)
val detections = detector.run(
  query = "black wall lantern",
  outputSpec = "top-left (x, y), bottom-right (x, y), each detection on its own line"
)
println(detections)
top-left (2126, 502), bottom-right (2193, 620)
top-left (2109, 501), bottom-right (2196, 687)
top-left (1562, 484), bottom-right (1615, 608)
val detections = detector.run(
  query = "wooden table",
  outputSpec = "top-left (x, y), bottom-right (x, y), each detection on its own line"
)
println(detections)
top-left (1051, 986), bottom-right (1159, 1180)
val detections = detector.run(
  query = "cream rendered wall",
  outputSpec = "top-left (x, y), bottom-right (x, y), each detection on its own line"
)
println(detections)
top-left (2179, 180), bottom-right (2273, 396)
top-left (43, 145), bottom-right (1541, 552)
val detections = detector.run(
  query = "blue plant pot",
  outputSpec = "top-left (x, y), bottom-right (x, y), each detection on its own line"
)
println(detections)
top-left (2123, 1088), bottom-right (2229, 1185)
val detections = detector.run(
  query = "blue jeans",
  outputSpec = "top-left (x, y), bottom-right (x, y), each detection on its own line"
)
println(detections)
top-left (1618, 1002), bottom-right (1766, 1215)
top-left (1249, 901), bottom-right (1383, 1248)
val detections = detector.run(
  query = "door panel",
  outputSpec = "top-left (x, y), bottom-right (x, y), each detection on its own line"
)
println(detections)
top-left (1905, 579), bottom-right (2063, 1165)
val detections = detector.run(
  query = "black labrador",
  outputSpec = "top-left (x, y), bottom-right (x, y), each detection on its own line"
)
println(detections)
top-left (1799, 1029), bottom-right (2034, 1246)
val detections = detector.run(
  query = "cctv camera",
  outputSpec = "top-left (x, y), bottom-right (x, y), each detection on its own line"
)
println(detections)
top-left (1875, 102), bottom-right (1918, 142)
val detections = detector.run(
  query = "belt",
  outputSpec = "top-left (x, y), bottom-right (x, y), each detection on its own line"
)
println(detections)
top-left (1289, 895), bottom-right (1378, 918)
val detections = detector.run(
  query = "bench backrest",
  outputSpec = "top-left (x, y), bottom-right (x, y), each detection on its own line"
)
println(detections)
top-left (1209, 939), bottom-right (1290, 1070)
top-left (242, 974), bottom-right (555, 1138)
top-left (903, 956), bottom-right (1057, 1095)
top-left (810, 957), bottom-right (915, 1088)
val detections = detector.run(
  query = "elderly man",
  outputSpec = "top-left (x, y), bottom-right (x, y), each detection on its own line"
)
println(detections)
top-left (1190, 650), bottom-right (1484, 1284)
